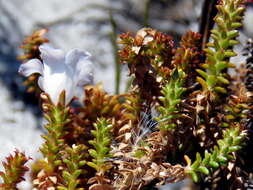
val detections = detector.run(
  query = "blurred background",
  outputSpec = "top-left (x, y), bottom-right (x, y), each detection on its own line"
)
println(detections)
top-left (0, 0), bottom-right (253, 189)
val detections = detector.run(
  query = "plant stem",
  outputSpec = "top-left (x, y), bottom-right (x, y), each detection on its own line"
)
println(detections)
top-left (144, 0), bottom-right (150, 27)
top-left (109, 10), bottom-right (121, 94)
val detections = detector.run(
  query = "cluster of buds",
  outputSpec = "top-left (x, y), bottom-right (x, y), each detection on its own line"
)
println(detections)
top-left (119, 28), bottom-right (174, 103)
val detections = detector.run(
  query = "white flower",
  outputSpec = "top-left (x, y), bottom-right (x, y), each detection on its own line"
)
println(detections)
top-left (19, 44), bottom-right (93, 104)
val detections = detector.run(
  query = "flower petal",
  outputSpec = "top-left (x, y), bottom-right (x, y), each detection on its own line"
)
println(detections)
top-left (24, 45), bottom-right (94, 105)
top-left (39, 45), bottom-right (68, 80)
top-left (76, 58), bottom-right (93, 86)
top-left (65, 49), bottom-right (91, 67)
top-left (38, 76), bottom-right (44, 91)
top-left (42, 71), bottom-right (74, 104)
top-left (39, 45), bottom-right (65, 71)
top-left (18, 59), bottom-right (43, 77)
top-left (65, 49), bottom-right (93, 86)
top-left (74, 86), bottom-right (85, 101)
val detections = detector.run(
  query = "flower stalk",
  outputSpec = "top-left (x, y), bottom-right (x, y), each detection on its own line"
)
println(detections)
top-left (109, 11), bottom-right (121, 94)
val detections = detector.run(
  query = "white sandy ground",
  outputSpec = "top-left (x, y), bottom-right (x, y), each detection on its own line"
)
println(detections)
top-left (0, 79), bottom-right (43, 189)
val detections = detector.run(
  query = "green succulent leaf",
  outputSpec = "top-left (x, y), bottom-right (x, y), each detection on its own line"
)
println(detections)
top-left (88, 118), bottom-right (112, 175)
top-left (196, 0), bottom-right (244, 96)
top-left (156, 68), bottom-right (186, 131)
top-left (187, 126), bottom-right (246, 183)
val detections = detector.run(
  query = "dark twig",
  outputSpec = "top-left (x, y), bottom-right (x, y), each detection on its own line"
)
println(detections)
top-left (199, 0), bottom-right (218, 52)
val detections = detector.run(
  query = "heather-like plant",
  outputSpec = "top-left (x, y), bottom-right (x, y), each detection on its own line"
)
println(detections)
top-left (1, 0), bottom-right (253, 189)
top-left (0, 151), bottom-right (30, 190)
top-left (87, 118), bottom-right (112, 175)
